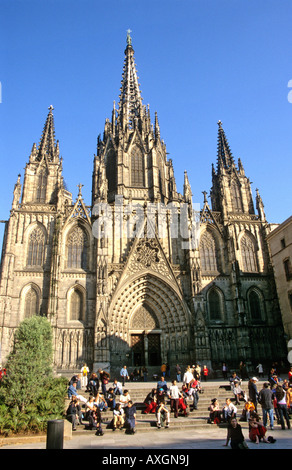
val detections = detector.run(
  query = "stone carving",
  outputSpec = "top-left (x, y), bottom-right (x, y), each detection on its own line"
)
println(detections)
top-left (128, 238), bottom-right (173, 281)
top-left (131, 304), bottom-right (160, 330)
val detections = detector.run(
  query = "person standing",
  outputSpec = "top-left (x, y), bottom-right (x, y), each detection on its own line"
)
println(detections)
top-left (256, 363), bottom-right (264, 378)
top-left (183, 366), bottom-right (193, 387)
top-left (248, 377), bottom-right (259, 412)
top-left (203, 365), bottom-right (209, 382)
top-left (175, 364), bottom-right (181, 382)
top-left (142, 366), bottom-right (148, 382)
top-left (99, 369), bottom-right (110, 396)
top-left (120, 365), bottom-right (129, 386)
top-left (275, 385), bottom-right (291, 430)
top-left (258, 382), bottom-right (274, 430)
top-left (161, 363), bottom-right (167, 377)
top-left (169, 379), bottom-right (181, 418)
top-left (80, 363), bottom-right (89, 389)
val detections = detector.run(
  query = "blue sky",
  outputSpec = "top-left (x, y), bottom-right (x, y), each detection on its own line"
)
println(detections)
top-left (1, 0), bottom-right (292, 247)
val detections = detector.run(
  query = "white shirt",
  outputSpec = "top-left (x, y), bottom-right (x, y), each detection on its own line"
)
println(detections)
top-left (183, 371), bottom-right (193, 384)
top-left (224, 403), bottom-right (237, 414)
top-left (169, 385), bottom-right (180, 399)
top-left (119, 394), bottom-right (131, 407)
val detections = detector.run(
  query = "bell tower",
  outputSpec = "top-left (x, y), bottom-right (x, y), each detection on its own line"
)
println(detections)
top-left (92, 31), bottom-right (179, 207)
top-left (210, 120), bottom-right (255, 220)
top-left (21, 106), bottom-right (65, 207)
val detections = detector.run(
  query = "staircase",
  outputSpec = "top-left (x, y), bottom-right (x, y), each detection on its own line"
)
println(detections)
top-left (66, 379), bottom-right (264, 435)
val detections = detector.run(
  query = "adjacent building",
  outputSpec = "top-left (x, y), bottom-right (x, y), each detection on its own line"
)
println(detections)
top-left (267, 216), bottom-right (292, 341)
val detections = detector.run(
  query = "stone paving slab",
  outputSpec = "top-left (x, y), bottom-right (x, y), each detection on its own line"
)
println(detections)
top-left (1, 424), bottom-right (291, 450)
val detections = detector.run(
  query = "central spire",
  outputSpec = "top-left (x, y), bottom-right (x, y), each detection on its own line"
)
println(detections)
top-left (216, 120), bottom-right (235, 171)
top-left (117, 31), bottom-right (144, 129)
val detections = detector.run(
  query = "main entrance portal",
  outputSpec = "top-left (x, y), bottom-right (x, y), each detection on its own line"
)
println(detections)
top-left (130, 304), bottom-right (162, 367)
top-left (131, 333), bottom-right (161, 367)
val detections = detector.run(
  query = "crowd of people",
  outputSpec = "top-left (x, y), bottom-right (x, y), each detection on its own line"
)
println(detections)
top-left (208, 364), bottom-right (292, 449)
top-left (65, 363), bottom-right (205, 434)
top-left (65, 361), bottom-right (292, 444)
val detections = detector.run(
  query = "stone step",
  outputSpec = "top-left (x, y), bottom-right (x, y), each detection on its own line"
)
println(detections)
top-left (71, 414), bottom-right (252, 436)
top-left (65, 380), bottom-right (277, 436)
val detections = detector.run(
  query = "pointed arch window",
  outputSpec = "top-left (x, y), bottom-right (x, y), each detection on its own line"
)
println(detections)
top-left (208, 288), bottom-right (223, 322)
top-left (131, 148), bottom-right (145, 187)
top-left (69, 288), bottom-right (84, 321)
top-left (27, 227), bottom-right (45, 267)
top-left (36, 168), bottom-right (48, 202)
top-left (200, 231), bottom-right (218, 272)
top-left (106, 150), bottom-right (117, 193)
top-left (248, 289), bottom-right (264, 322)
top-left (241, 234), bottom-right (258, 272)
top-left (231, 181), bottom-right (242, 212)
top-left (66, 226), bottom-right (88, 269)
top-left (24, 286), bottom-right (39, 318)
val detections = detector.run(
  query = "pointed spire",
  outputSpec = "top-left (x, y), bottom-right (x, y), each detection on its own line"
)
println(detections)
top-left (36, 105), bottom-right (58, 162)
top-left (256, 188), bottom-right (266, 221)
top-left (154, 111), bottom-right (160, 140)
top-left (183, 170), bottom-right (192, 204)
top-left (117, 31), bottom-right (144, 129)
top-left (216, 120), bottom-right (235, 171)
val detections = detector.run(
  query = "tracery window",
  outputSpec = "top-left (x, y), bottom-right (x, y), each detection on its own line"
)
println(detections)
top-left (241, 234), bottom-right (258, 272)
top-left (248, 289), bottom-right (263, 321)
top-left (24, 287), bottom-right (39, 318)
top-left (66, 226), bottom-right (88, 269)
top-left (200, 231), bottom-right (218, 272)
top-left (27, 227), bottom-right (45, 267)
top-left (69, 288), bottom-right (84, 321)
top-left (36, 168), bottom-right (48, 202)
top-left (231, 181), bottom-right (242, 212)
top-left (131, 148), bottom-right (144, 187)
top-left (208, 288), bottom-right (223, 322)
top-left (106, 150), bottom-right (117, 193)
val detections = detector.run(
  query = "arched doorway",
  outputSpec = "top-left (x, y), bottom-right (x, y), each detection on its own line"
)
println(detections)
top-left (108, 274), bottom-right (192, 368)
top-left (130, 303), bottom-right (161, 366)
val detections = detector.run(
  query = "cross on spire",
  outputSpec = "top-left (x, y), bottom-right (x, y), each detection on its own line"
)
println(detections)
top-left (77, 183), bottom-right (84, 196)
top-left (126, 29), bottom-right (132, 46)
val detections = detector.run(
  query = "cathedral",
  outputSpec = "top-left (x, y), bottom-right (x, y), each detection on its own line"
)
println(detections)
top-left (0, 33), bottom-right (287, 375)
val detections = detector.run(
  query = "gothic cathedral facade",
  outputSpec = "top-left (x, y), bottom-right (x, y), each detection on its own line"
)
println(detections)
top-left (0, 35), bottom-right (287, 374)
